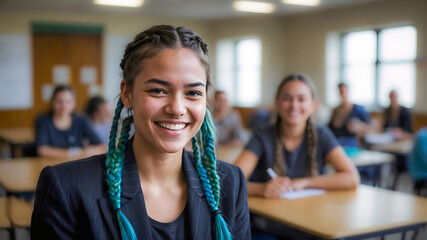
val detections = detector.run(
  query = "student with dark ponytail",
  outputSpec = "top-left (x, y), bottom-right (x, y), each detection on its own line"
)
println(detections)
top-left (31, 25), bottom-right (250, 239)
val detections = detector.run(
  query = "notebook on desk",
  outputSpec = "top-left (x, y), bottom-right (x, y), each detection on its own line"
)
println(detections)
top-left (280, 189), bottom-right (326, 199)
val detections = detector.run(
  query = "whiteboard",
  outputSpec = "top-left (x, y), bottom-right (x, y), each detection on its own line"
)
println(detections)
top-left (103, 34), bottom-right (132, 105)
top-left (0, 34), bottom-right (32, 109)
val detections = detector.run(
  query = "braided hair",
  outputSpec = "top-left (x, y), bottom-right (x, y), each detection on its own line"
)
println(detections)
top-left (272, 73), bottom-right (319, 177)
top-left (106, 25), bottom-right (231, 240)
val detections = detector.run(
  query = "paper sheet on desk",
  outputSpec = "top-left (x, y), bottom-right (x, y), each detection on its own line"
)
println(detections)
top-left (280, 189), bottom-right (326, 199)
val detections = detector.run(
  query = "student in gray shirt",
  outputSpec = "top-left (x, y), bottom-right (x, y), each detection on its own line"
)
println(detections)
top-left (235, 73), bottom-right (360, 198)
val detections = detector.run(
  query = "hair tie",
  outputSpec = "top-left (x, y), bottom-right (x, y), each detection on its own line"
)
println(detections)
top-left (212, 209), bottom-right (221, 216)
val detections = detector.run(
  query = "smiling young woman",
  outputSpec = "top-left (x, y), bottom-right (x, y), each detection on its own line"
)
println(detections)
top-left (235, 73), bottom-right (359, 198)
top-left (31, 25), bottom-right (250, 240)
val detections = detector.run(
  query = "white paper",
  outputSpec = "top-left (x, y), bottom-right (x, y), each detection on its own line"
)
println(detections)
top-left (41, 84), bottom-right (54, 103)
top-left (280, 189), bottom-right (326, 199)
top-left (52, 65), bottom-right (70, 84)
top-left (364, 133), bottom-right (395, 145)
top-left (80, 66), bottom-right (97, 84)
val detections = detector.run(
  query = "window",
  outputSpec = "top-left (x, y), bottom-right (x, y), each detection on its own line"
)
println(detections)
top-left (216, 38), bottom-right (262, 107)
top-left (327, 26), bottom-right (417, 109)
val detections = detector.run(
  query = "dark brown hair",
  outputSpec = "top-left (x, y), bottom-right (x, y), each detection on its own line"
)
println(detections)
top-left (120, 25), bottom-right (213, 109)
top-left (273, 73), bottom-right (319, 177)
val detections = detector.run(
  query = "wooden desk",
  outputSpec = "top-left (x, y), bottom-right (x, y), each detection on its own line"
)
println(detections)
top-left (0, 198), bottom-right (11, 229)
top-left (248, 185), bottom-right (427, 239)
top-left (0, 127), bottom-right (35, 158)
top-left (0, 157), bottom-right (70, 193)
top-left (216, 144), bottom-right (244, 164)
top-left (350, 150), bottom-right (394, 167)
top-left (9, 197), bottom-right (32, 228)
top-left (371, 140), bottom-right (413, 155)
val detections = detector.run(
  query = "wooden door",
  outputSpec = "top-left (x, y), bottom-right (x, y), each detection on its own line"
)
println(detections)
top-left (0, 32), bottom-right (102, 128)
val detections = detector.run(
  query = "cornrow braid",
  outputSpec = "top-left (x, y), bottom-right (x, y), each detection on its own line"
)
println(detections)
top-left (105, 98), bottom-right (136, 240)
top-left (306, 117), bottom-right (319, 176)
top-left (192, 110), bottom-right (232, 240)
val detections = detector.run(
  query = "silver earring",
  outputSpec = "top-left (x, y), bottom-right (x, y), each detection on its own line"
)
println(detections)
top-left (128, 107), bottom-right (133, 117)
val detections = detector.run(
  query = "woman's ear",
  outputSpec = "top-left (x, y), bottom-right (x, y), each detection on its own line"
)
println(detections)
top-left (120, 79), bottom-right (132, 108)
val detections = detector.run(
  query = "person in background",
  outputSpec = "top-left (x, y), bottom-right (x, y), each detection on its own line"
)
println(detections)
top-left (85, 96), bottom-right (113, 145)
top-left (328, 82), bottom-right (370, 147)
top-left (235, 74), bottom-right (359, 197)
top-left (31, 25), bottom-right (250, 239)
top-left (383, 90), bottom-right (413, 140)
top-left (234, 73), bottom-right (359, 239)
top-left (213, 90), bottom-right (247, 146)
top-left (35, 85), bottom-right (106, 158)
top-left (407, 127), bottom-right (427, 195)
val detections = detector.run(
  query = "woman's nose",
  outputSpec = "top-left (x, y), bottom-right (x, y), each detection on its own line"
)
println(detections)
top-left (165, 95), bottom-right (187, 117)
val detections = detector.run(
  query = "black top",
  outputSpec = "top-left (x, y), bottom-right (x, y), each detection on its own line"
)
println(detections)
top-left (35, 114), bottom-right (102, 148)
top-left (150, 205), bottom-right (190, 240)
top-left (245, 124), bottom-right (339, 182)
top-left (383, 105), bottom-right (412, 133)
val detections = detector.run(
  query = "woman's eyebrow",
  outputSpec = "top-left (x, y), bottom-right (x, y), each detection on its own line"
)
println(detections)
top-left (144, 78), bottom-right (171, 86)
top-left (184, 82), bottom-right (205, 88)
top-left (144, 78), bottom-right (205, 88)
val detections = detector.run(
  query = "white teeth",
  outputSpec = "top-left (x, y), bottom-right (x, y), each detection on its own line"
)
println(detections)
top-left (158, 122), bottom-right (186, 130)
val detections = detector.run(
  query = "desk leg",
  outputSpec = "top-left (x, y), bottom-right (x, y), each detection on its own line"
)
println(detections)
top-left (8, 228), bottom-right (15, 240)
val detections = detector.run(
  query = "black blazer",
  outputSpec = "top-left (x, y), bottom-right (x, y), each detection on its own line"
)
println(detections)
top-left (31, 142), bottom-right (250, 239)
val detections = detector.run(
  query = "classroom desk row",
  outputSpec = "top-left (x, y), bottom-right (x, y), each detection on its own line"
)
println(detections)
top-left (0, 128), bottom-right (34, 158)
top-left (0, 144), bottom-right (418, 240)
top-left (0, 197), bottom-right (33, 240)
top-left (249, 185), bottom-right (427, 239)
top-left (0, 157), bottom-right (70, 193)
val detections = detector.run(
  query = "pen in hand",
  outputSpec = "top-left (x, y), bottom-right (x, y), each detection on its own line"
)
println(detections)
top-left (266, 168), bottom-right (278, 179)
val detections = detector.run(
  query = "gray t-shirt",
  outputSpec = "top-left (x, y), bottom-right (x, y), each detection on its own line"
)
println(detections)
top-left (245, 124), bottom-right (339, 182)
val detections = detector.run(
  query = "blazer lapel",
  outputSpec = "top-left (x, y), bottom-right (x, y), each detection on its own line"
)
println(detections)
top-left (98, 140), bottom-right (153, 239)
top-left (182, 150), bottom-right (212, 240)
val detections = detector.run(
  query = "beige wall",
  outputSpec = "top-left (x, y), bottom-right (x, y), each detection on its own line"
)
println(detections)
top-left (207, 17), bottom-right (288, 107)
top-left (1, 0), bottom-right (426, 114)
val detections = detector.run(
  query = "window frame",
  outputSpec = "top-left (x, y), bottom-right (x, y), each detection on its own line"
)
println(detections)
top-left (339, 25), bottom-right (417, 110)
top-left (215, 37), bottom-right (262, 107)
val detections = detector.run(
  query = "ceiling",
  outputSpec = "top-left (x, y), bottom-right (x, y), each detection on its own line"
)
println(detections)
top-left (0, 0), bottom-right (386, 20)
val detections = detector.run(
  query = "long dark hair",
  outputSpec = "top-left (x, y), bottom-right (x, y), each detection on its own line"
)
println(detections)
top-left (273, 73), bottom-right (319, 177)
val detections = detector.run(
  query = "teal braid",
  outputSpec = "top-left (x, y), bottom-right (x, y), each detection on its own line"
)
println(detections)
top-left (192, 110), bottom-right (232, 240)
top-left (105, 98), bottom-right (137, 240)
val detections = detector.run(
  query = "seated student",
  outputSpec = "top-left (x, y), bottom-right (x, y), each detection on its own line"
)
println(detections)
top-left (407, 127), bottom-right (427, 195)
top-left (213, 90), bottom-right (247, 146)
top-left (85, 96), bottom-right (113, 145)
top-left (35, 85), bottom-right (107, 158)
top-left (328, 83), bottom-right (370, 147)
top-left (234, 73), bottom-right (359, 239)
top-left (235, 74), bottom-right (359, 197)
top-left (383, 90), bottom-right (413, 140)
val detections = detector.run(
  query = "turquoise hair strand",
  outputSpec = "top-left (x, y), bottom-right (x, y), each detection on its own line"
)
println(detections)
top-left (105, 98), bottom-right (137, 240)
top-left (192, 110), bottom-right (232, 240)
